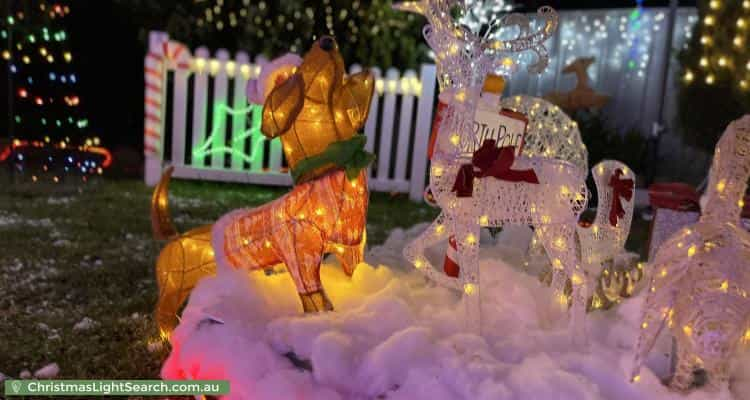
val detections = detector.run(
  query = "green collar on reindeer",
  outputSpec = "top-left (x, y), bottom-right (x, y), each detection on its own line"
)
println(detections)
top-left (290, 135), bottom-right (375, 184)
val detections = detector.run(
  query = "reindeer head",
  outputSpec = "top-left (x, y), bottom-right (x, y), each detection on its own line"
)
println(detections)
top-left (261, 36), bottom-right (375, 183)
top-left (701, 115), bottom-right (750, 223)
top-left (394, 0), bottom-right (558, 92)
top-left (562, 57), bottom-right (595, 75)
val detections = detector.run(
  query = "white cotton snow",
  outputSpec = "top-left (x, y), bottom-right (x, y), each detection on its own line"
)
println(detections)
top-left (33, 363), bottom-right (59, 379)
top-left (162, 224), bottom-right (750, 400)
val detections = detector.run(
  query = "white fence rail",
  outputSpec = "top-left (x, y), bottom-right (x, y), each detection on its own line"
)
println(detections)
top-left (143, 31), bottom-right (436, 201)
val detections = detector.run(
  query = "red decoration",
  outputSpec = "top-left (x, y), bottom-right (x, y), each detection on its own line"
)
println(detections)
top-left (443, 235), bottom-right (460, 278)
top-left (17, 88), bottom-right (28, 98)
top-left (608, 169), bottom-right (634, 227)
top-left (451, 139), bottom-right (540, 197)
top-left (648, 182), bottom-right (700, 211)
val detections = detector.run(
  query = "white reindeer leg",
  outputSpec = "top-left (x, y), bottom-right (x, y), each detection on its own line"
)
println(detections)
top-left (403, 212), bottom-right (462, 290)
top-left (670, 344), bottom-right (696, 391)
top-left (453, 219), bottom-right (482, 334)
top-left (536, 223), bottom-right (580, 330)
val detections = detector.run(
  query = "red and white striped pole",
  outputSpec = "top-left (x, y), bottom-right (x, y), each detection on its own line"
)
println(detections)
top-left (144, 32), bottom-right (191, 185)
top-left (426, 98), bottom-right (462, 279)
top-left (443, 235), bottom-right (460, 278)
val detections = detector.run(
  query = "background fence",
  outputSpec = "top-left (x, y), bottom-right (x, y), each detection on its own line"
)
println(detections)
top-left (144, 31), bottom-right (436, 201)
top-left (143, 7), bottom-right (698, 200)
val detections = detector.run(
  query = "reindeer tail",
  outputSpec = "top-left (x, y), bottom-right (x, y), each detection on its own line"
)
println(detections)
top-left (151, 166), bottom-right (179, 240)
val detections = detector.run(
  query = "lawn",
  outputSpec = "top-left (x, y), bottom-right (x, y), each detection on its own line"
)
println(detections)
top-left (0, 174), bottom-right (651, 381)
top-left (0, 176), bottom-right (438, 381)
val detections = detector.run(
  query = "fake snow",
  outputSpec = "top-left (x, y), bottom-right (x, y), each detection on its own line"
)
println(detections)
top-left (0, 212), bottom-right (53, 228)
top-left (33, 363), bottom-right (60, 379)
top-left (46, 196), bottom-right (76, 205)
top-left (73, 317), bottom-right (97, 332)
top-left (162, 225), bottom-right (750, 400)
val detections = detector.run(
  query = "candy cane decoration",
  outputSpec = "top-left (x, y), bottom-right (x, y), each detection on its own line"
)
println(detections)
top-left (444, 235), bottom-right (460, 277)
top-left (144, 37), bottom-right (192, 157)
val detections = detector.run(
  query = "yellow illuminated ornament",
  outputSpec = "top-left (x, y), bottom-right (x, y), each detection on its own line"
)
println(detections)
top-left (684, 70), bottom-right (694, 83)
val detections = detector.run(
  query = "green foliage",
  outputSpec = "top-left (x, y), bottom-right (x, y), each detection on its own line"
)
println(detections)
top-left (114, 0), bottom-right (430, 69)
top-left (677, 0), bottom-right (750, 152)
top-left (575, 112), bottom-right (648, 177)
top-left (677, 82), bottom-right (748, 152)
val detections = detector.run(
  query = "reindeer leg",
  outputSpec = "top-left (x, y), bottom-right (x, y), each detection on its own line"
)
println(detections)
top-left (453, 220), bottom-right (482, 334)
top-left (536, 223), bottom-right (582, 335)
top-left (275, 221), bottom-right (331, 313)
top-left (333, 230), bottom-right (366, 277)
top-left (403, 212), bottom-right (450, 275)
top-left (670, 345), bottom-right (696, 391)
top-left (155, 245), bottom-right (185, 338)
top-left (704, 360), bottom-right (731, 392)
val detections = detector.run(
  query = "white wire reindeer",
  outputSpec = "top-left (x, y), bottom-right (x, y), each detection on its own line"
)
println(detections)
top-left (395, 0), bottom-right (590, 338)
top-left (632, 115), bottom-right (750, 391)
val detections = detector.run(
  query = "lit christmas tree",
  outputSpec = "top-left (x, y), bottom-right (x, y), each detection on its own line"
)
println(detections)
top-left (678, 0), bottom-right (750, 152)
top-left (0, 1), bottom-right (110, 183)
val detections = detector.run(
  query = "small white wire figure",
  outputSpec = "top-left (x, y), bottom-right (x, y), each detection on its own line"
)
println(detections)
top-left (632, 115), bottom-right (750, 391)
top-left (395, 0), bottom-right (590, 341)
top-left (578, 160), bottom-right (637, 273)
top-left (531, 159), bottom-right (640, 309)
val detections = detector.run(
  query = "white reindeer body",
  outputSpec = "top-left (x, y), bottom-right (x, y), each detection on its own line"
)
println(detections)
top-left (396, 1), bottom-right (592, 338)
top-left (632, 115), bottom-right (750, 391)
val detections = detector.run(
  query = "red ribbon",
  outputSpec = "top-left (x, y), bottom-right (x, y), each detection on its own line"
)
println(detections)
top-left (451, 139), bottom-right (539, 197)
top-left (608, 169), bottom-right (634, 227)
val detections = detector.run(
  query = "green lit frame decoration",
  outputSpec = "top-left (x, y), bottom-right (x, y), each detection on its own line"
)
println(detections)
top-left (192, 102), bottom-right (266, 165)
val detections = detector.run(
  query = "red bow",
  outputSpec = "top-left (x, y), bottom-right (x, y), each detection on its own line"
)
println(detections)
top-left (608, 169), bottom-right (634, 227)
top-left (452, 139), bottom-right (539, 197)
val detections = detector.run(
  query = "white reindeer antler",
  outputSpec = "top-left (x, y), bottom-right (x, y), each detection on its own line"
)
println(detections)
top-left (394, 0), bottom-right (558, 89)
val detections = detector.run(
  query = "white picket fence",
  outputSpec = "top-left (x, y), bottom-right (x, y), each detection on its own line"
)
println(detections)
top-left (144, 31), bottom-right (436, 201)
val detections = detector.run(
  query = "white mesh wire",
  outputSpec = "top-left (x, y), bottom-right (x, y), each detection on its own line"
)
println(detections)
top-left (632, 115), bottom-right (750, 391)
top-left (396, 1), bottom-right (592, 339)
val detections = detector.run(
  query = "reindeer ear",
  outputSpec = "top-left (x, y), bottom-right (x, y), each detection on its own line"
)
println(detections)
top-left (261, 74), bottom-right (304, 138)
top-left (333, 70), bottom-right (375, 133)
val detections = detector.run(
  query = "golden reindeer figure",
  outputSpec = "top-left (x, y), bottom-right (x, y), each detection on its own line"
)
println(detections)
top-left (545, 57), bottom-right (610, 113)
top-left (632, 115), bottom-right (750, 391)
top-left (152, 37), bottom-right (374, 338)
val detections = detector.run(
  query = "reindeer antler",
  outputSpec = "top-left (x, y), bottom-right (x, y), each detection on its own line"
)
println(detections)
top-left (485, 6), bottom-right (558, 73)
top-left (394, 0), bottom-right (558, 82)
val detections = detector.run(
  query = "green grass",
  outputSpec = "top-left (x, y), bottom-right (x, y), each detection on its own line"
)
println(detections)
top-left (0, 176), bottom-right (438, 382)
